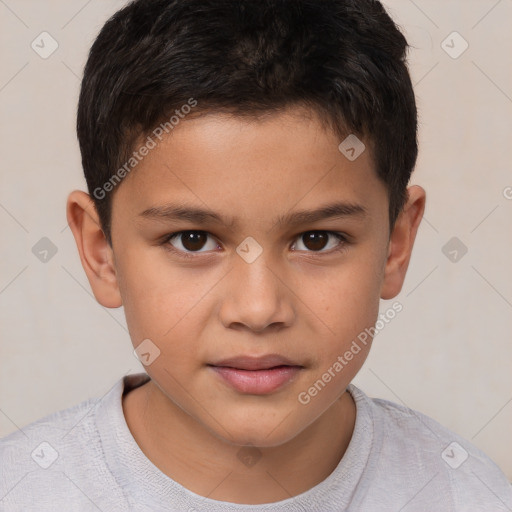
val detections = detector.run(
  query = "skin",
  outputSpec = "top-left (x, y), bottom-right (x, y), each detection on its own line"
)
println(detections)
top-left (66, 106), bottom-right (425, 505)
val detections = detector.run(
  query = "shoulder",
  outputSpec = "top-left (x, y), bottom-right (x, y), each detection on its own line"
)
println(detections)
top-left (0, 393), bottom-right (99, 466)
top-left (348, 384), bottom-right (512, 511)
top-left (0, 378), bottom-right (128, 511)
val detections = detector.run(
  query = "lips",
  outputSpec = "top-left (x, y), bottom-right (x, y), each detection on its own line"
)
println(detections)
top-left (210, 354), bottom-right (301, 371)
top-left (208, 354), bottom-right (303, 394)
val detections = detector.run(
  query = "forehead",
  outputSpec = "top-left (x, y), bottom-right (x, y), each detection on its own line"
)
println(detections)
top-left (112, 107), bottom-right (386, 224)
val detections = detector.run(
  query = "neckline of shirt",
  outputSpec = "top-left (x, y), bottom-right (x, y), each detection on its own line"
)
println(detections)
top-left (94, 372), bottom-right (375, 510)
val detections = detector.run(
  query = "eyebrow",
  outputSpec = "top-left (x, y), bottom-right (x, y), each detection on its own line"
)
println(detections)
top-left (138, 200), bottom-right (367, 229)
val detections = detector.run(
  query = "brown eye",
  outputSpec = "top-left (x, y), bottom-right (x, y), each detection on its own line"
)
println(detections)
top-left (302, 232), bottom-right (328, 251)
top-left (292, 231), bottom-right (346, 253)
top-left (181, 232), bottom-right (207, 251)
top-left (167, 231), bottom-right (218, 253)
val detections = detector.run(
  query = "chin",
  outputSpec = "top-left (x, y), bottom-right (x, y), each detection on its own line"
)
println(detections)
top-left (207, 411), bottom-right (307, 449)
top-left (225, 430), bottom-right (298, 449)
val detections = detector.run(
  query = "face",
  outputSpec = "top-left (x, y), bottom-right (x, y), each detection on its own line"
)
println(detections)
top-left (78, 106), bottom-right (418, 447)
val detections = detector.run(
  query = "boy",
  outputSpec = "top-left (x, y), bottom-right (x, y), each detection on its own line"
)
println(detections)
top-left (1, 0), bottom-right (511, 510)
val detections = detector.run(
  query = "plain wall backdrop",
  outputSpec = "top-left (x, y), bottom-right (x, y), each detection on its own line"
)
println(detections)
top-left (1, 0), bottom-right (511, 480)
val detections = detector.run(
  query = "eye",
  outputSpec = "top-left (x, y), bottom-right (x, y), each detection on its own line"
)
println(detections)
top-left (164, 231), bottom-right (219, 254)
top-left (291, 231), bottom-right (347, 253)
top-left (160, 229), bottom-right (348, 259)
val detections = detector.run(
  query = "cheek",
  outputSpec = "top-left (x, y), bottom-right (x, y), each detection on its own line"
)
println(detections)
top-left (308, 255), bottom-right (384, 369)
top-left (318, 260), bottom-right (382, 329)
top-left (115, 250), bottom-right (212, 347)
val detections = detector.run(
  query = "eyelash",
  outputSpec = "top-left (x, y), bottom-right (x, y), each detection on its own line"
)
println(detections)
top-left (159, 230), bottom-right (350, 260)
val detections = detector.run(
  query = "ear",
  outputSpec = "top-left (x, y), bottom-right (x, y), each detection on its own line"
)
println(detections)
top-left (380, 185), bottom-right (426, 299)
top-left (66, 190), bottom-right (122, 308)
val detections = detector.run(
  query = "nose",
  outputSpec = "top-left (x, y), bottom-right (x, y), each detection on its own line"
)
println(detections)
top-left (218, 254), bottom-right (295, 333)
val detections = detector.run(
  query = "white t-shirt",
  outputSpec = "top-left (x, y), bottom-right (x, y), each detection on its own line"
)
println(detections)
top-left (1, 372), bottom-right (511, 511)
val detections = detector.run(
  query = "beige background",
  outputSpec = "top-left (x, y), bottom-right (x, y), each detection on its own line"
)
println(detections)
top-left (1, 0), bottom-right (511, 479)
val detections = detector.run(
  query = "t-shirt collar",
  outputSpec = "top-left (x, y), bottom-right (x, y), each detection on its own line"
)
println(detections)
top-left (94, 372), bottom-right (374, 511)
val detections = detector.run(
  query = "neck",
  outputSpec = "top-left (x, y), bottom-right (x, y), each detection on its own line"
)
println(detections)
top-left (122, 380), bottom-right (356, 505)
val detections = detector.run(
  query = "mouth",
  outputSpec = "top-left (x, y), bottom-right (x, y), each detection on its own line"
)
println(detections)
top-left (207, 354), bottom-right (304, 394)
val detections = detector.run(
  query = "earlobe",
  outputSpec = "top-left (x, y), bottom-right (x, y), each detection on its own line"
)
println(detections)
top-left (380, 185), bottom-right (426, 300)
top-left (66, 190), bottom-right (122, 308)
